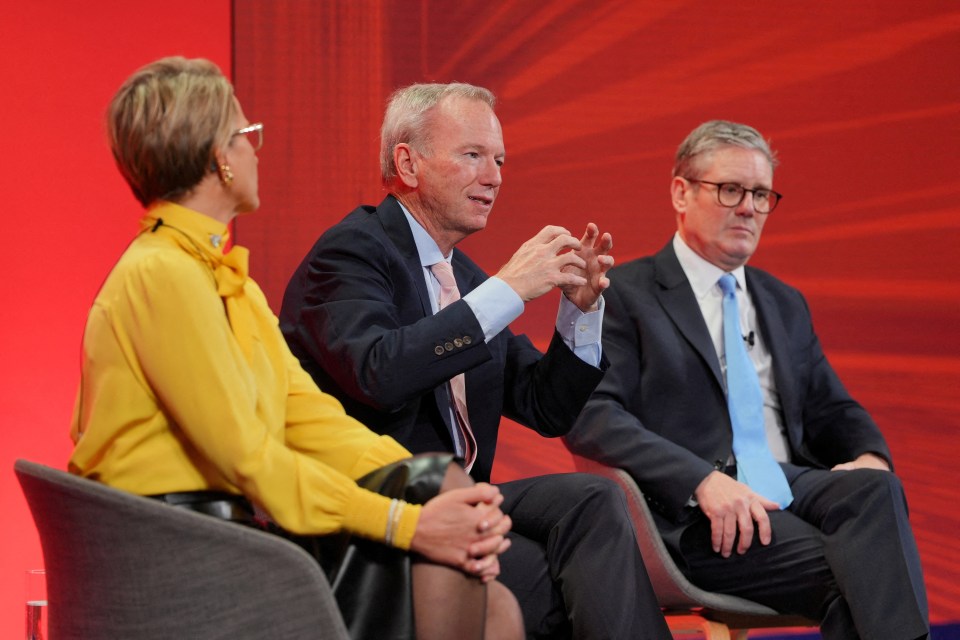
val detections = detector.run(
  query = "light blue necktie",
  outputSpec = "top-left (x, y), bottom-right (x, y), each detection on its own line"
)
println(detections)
top-left (719, 274), bottom-right (793, 508)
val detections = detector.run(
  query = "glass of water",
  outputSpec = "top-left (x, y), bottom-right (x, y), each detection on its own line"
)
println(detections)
top-left (25, 569), bottom-right (46, 640)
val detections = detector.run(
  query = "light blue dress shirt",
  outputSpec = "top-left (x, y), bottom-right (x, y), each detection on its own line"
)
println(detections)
top-left (400, 205), bottom-right (604, 365)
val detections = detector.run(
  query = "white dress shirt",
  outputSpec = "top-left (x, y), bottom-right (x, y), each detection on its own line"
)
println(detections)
top-left (672, 233), bottom-right (790, 462)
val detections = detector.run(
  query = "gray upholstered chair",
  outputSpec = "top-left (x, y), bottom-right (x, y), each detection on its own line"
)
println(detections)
top-left (15, 459), bottom-right (349, 640)
top-left (572, 455), bottom-right (816, 640)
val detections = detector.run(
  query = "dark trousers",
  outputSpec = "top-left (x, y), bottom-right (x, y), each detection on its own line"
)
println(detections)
top-left (496, 473), bottom-right (671, 640)
top-left (676, 468), bottom-right (929, 640)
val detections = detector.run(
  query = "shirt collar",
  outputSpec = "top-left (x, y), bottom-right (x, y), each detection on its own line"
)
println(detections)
top-left (141, 201), bottom-right (231, 258)
top-left (672, 232), bottom-right (747, 299)
top-left (398, 201), bottom-right (448, 267)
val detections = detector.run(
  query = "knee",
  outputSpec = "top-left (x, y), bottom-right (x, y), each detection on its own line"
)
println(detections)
top-left (841, 468), bottom-right (906, 502)
top-left (485, 581), bottom-right (524, 640)
top-left (823, 469), bottom-right (910, 529)
top-left (565, 473), bottom-right (632, 524)
top-left (861, 468), bottom-right (909, 511)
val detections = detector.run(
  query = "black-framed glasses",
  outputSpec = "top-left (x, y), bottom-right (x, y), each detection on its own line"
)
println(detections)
top-left (685, 178), bottom-right (782, 213)
top-left (232, 122), bottom-right (263, 152)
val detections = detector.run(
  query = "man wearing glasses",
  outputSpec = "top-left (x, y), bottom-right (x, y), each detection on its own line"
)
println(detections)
top-left (565, 120), bottom-right (929, 640)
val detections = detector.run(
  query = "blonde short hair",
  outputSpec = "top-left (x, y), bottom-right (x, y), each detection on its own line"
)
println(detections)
top-left (107, 56), bottom-right (235, 206)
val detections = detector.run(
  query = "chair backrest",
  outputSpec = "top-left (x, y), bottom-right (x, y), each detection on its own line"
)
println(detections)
top-left (572, 455), bottom-right (815, 630)
top-left (15, 459), bottom-right (349, 640)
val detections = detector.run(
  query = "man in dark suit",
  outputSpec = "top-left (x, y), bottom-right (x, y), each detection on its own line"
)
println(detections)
top-left (565, 120), bottom-right (929, 640)
top-left (280, 83), bottom-right (670, 639)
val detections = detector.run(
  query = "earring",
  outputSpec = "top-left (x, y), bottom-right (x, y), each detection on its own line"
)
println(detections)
top-left (218, 164), bottom-right (234, 185)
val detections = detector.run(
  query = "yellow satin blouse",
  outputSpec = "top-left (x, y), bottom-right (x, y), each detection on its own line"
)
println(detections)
top-left (69, 201), bottom-right (420, 548)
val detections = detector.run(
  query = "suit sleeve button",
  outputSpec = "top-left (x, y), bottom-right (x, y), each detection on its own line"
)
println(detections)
top-left (444, 342), bottom-right (454, 351)
top-left (453, 338), bottom-right (463, 348)
top-left (434, 345), bottom-right (445, 356)
top-left (462, 335), bottom-right (472, 345)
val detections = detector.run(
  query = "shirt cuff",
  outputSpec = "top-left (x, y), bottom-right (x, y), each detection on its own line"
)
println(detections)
top-left (556, 295), bottom-right (604, 366)
top-left (462, 277), bottom-right (524, 343)
top-left (342, 486), bottom-right (422, 550)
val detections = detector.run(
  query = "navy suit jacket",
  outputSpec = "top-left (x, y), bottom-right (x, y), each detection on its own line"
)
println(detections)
top-left (280, 196), bottom-right (605, 482)
top-left (564, 241), bottom-right (891, 544)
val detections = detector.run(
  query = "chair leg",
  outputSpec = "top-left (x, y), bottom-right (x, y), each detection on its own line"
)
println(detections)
top-left (666, 614), bottom-right (732, 639)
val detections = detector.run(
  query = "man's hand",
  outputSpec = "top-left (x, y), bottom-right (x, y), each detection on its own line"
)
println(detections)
top-left (831, 452), bottom-right (890, 472)
top-left (694, 470), bottom-right (780, 558)
top-left (560, 223), bottom-right (614, 312)
top-left (411, 483), bottom-right (512, 581)
top-left (496, 226), bottom-right (591, 302)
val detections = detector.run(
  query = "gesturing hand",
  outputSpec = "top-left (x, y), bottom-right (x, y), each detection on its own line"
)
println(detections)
top-left (560, 223), bottom-right (614, 312)
top-left (411, 483), bottom-right (512, 581)
top-left (694, 470), bottom-right (780, 558)
top-left (496, 226), bottom-right (590, 302)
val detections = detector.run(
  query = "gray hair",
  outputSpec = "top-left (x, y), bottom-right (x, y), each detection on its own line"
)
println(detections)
top-left (380, 82), bottom-right (496, 183)
top-left (673, 120), bottom-right (778, 180)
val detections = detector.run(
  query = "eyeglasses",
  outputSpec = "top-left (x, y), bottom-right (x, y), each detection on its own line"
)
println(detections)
top-left (232, 122), bottom-right (263, 152)
top-left (684, 178), bottom-right (782, 214)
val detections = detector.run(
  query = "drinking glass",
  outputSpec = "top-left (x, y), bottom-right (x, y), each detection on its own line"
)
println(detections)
top-left (25, 569), bottom-right (46, 640)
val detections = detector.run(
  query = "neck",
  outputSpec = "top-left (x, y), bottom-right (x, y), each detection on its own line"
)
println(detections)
top-left (393, 191), bottom-right (463, 256)
top-left (177, 175), bottom-right (239, 225)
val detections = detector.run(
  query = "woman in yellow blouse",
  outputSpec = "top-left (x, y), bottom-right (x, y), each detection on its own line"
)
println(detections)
top-left (69, 56), bottom-right (521, 640)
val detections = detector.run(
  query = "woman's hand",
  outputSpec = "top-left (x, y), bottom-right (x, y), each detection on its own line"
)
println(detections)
top-left (411, 482), bottom-right (512, 581)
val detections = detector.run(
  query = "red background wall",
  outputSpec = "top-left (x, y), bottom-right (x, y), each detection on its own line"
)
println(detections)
top-left (2, 1), bottom-right (957, 636)
top-left (1, 2), bottom-right (232, 635)
top-left (232, 0), bottom-right (960, 628)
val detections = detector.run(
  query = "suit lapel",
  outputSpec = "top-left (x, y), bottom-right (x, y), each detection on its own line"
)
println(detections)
top-left (654, 243), bottom-right (725, 389)
top-left (748, 270), bottom-right (799, 448)
top-left (376, 195), bottom-right (458, 439)
top-left (450, 249), bottom-right (482, 295)
top-left (377, 196), bottom-right (434, 318)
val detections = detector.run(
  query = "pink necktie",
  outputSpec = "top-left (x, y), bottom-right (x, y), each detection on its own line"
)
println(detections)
top-left (430, 261), bottom-right (477, 471)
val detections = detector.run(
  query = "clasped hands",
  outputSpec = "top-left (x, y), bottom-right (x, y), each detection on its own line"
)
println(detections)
top-left (496, 223), bottom-right (614, 312)
top-left (694, 452), bottom-right (891, 558)
top-left (411, 483), bottom-right (512, 583)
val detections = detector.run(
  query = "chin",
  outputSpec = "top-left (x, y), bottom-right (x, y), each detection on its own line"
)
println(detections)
top-left (725, 238), bottom-right (756, 255)
top-left (238, 198), bottom-right (260, 215)
top-left (461, 211), bottom-right (489, 230)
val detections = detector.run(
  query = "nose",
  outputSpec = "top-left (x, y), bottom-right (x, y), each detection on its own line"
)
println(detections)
top-left (480, 157), bottom-right (502, 188)
top-left (735, 190), bottom-right (756, 216)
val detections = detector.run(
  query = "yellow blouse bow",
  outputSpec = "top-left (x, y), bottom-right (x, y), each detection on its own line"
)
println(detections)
top-left (141, 209), bottom-right (256, 362)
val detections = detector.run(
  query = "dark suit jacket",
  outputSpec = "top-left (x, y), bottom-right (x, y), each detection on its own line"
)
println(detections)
top-left (280, 195), bottom-right (605, 482)
top-left (564, 240), bottom-right (891, 545)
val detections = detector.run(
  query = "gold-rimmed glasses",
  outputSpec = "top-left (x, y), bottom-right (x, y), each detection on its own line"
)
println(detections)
top-left (232, 122), bottom-right (263, 152)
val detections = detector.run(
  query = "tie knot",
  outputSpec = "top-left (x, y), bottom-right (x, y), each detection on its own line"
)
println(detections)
top-left (430, 261), bottom-right (457, 288)
top-left (718, 273), bottom-right (737, 297)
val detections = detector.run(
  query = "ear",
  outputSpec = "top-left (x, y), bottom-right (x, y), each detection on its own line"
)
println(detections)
top-left (394, 143), bottom-right (419, 189)
top-left (671, 175), bottom-right (690, 214)
top-left (211, 148), bottom-right (228, 173)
